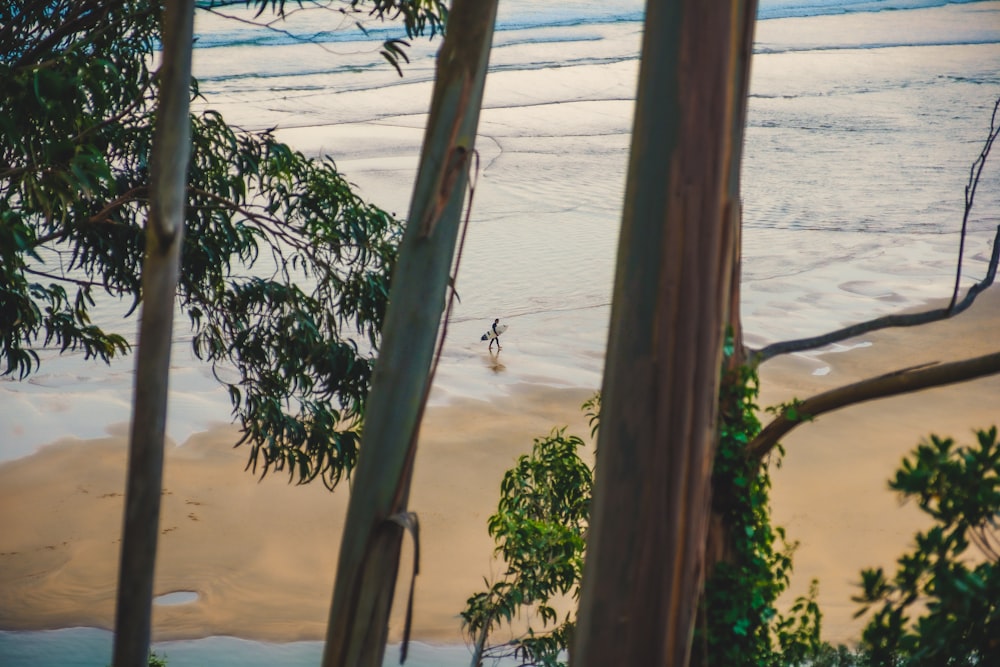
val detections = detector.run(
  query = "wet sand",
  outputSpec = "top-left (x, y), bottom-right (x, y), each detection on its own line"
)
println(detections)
top-left (0, 382), bottom-right (595, 644)
top-left (1, 289), bottom-right (998, 646)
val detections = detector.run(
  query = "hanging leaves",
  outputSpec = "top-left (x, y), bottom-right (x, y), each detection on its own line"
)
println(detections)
top-left (0, 0), bottom-right (448, 487)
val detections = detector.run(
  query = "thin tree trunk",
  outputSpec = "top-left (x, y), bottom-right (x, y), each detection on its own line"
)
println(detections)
top-left (321, 2), bottom-right (498, 666)
top-left (113, 2), bottom-right (194, 665)
top-left (572, 2), bottom-right (749, 665)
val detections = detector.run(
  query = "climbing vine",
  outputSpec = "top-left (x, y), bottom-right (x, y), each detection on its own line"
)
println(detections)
top-left (698, 355), bottom-right (822, 666)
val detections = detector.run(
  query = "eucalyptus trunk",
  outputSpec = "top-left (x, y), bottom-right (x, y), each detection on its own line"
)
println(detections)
top-left (113, 2), bottom-right (195, 665)
top-left (572, 2), bottom-right (752, 665)
top-left (704, 0), bottom-right (759, 613)
top-left (321, 2), bottom-right (498, 666)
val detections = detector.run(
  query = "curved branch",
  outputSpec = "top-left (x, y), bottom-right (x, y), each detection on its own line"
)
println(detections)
top-left (751, 95), bottom-right (1000, 365)
top-left (747, 350), bottom-right (1000, 460)
top-left (751, 228), bottom-right (999, 364)
top-left (23, 266), bottom-right (108, 290)
top-left (950, 96), bottom-right (1000, 310)
top-left (203, 5), bottom-right (356, 57)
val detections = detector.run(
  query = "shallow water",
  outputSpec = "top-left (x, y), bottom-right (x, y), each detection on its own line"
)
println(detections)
top-left (0, 628), bottom-right (515, 667)
top-left (2, 0), bottom-right (1000, 662)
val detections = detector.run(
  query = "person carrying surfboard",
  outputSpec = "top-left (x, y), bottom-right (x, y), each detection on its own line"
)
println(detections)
top-left (480, 318), bottom-right (508, 351)
top-left (490, 318), bottom-right (502, 351)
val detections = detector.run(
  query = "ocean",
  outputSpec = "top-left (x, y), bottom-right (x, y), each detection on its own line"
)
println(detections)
top-left (1, 0), bottom-right (999, 664)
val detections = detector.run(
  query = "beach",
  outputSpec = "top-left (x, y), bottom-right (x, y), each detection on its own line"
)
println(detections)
top-left (2, 1), bottom-right (1000, 664)
top-left (0, 382), bottom-right (595, 644)
top-left (2, 288), bottom-right (999, 651)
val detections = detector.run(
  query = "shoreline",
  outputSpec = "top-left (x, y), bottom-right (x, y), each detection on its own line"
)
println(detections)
top-left (1, 288), bottom-right (998, 647)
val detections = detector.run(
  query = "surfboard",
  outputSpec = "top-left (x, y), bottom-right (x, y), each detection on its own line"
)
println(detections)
top-left (480, 323), bottom-right (508, 341)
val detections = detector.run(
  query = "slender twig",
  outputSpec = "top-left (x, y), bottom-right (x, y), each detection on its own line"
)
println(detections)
top-left (747, 350), bottom-right (1000, 460)
top-left (950, 97), bottom-right (1000, 311)
top-left (23, 266), bottom-right (109, 290)
top-left (751, 96), bottom-right (1000, 365)
top-left (202, 3), bottom-right (358, 57)
top-left (969, 525), bottom-right (999, 563)
top-left (86, 186), bottom-right (149, 224)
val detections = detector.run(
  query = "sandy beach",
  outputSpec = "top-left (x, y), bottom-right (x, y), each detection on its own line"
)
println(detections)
top-left (1, 287), bottom-right (998, 648)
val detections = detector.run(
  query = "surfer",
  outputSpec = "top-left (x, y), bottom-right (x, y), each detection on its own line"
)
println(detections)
top-left (490, 318), bottom-right (502, 351)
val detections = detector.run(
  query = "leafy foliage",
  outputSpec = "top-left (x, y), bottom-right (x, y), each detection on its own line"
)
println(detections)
top-left (461, 421), bottom-right (593, 667)
top-left (1, 0), bottom-right (444, 487)
top-left (228, 0), bottom-right (448, 75)
top-left (806, 643), bottom-right (872, 667)
top-left (699, 358), bottom-right (823, 666)
top-left (854, 427), bottom-right (1000, 666)
top-left (464, 361), bottom-right (829, 666)
top-left (1, 0), bottom-right (156, 378)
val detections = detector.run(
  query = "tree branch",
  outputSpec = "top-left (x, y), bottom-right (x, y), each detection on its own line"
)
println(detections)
top-left (23, 266), bottom-right (108, 290)
top-left (751, 227), bottom-right (999, 364)
top-left (202, 5), bottom-right (352, 57)
top-left (747, 351), bottom-right (1000, 460)
top-left (950, 96), bottom-right (1000, 311)
top-left (751, 96), bottom-right (1000, 365)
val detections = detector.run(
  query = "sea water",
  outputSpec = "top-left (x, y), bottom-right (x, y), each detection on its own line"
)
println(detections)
top-left (0, 628), bottom-right (507, 667)
top-left (2, 1), bottom-right (999, 664)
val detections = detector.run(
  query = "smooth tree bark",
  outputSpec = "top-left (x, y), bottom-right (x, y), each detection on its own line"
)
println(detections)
top-left (705, 0), bottom-right (759, 619)
top-left (721, 0), bottom-right (759, 368)
top-left (321, 2), bottom-right (498, 666)
top-left (572, 2), bottom-right (753, 665)
top-left (113, 2), bottom-right (195, 666)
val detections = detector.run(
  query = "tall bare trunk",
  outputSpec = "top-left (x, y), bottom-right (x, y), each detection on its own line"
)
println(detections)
top-left (321, 2), bottom-right (498, 666)
top-left (572, 2), bottom-right (752, 665)
top-left (113, 2), bottom-right (195, 665)
top-left (705, 0), bottom-right (758, 611)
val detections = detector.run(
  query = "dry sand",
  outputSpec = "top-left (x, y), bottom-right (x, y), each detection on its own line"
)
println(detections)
top-left (1, 289), bottom-right (998, 647)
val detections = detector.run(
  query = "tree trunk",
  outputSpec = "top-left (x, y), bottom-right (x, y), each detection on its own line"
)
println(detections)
top-left (321, 2), bottom-right (498, 666)
top-left (701, 1), bottom-right (758, 661)
top-left (572, 2), bottom-right (751, 665)
top-left (113, 2), bottom-right (195, 665)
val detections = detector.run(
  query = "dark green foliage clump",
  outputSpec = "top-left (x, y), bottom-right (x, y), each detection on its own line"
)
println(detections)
top-left (0, 0), bottom-right (454, 488)
top-left (854, 427), bottom-right (1000, 666)
top-left (461, 421), bottom-right (593, 667)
